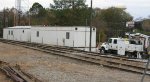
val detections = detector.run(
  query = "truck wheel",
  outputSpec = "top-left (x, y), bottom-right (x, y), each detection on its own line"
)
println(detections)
top-left (100, 48), bottom-right (106, 54)
top-left (125, 52), bottom-right (132, 58)
top-left (136, 52), bottom-right (142, 59)
top-left (142, 53), bottom-right (149, 59)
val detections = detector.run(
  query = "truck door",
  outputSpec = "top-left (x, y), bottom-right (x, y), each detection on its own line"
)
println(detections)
top-left (112, 39), bottom-right (118, 50)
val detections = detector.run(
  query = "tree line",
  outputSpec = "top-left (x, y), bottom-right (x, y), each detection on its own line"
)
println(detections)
top-left (0, 0), bottom-right (150, 42)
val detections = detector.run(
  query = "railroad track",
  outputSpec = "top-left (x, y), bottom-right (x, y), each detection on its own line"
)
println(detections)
top-left (0, 60), bottom-right (41, 82)
top-left (0, 38), bottom-right (150, 75)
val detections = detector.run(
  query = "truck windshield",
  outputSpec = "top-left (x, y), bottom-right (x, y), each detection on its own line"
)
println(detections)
top-left (108, 39), bottom-right (112, 43)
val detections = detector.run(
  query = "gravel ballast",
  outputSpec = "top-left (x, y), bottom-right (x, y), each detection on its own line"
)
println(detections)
top-left (0, 42), bottom-right (150, 82)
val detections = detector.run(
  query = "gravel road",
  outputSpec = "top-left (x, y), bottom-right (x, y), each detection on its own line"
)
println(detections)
top-left (0, 42), bottom-right (150, 82)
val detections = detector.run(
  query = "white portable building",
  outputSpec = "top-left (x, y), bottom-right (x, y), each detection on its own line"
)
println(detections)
top-left (3, 26), bottom-right (96, 49)
top-left (31, 26), bottom-right (96, 48)
top-left (3, 26), bottom-right (31, 42)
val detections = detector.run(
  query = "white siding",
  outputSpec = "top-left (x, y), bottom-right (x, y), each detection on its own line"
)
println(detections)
top-left (3, 26), bottom-right (31, 42)
top-left (31, 27), bottom-right (75, 46)
top-left (3, 29), bottom-right (8, 39)
top-left (3, 26), bottom-right (96, 48)
top-left (31, 26), bottom-right (96, 48)
top-left (74, 27), bottom-right (96, 48)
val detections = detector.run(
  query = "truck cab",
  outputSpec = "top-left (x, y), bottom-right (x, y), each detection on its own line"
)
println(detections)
top-left (100, 38), bottom-right (125, 54)
top-left (107, 38), bottom-right (118, 50)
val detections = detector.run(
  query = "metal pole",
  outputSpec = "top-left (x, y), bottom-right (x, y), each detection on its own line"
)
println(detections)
top-left (18, 11), bottom-right (21, 26)
top-left (89, 0), bottom-right (93, 52)
top-left (3, 8), bottom-right (6, 28)
top-left (28, 0), bottom-right (30, 26)
top-left (85, 19), bottom-right (87, 49)
top-left (141, 56), bottom-right (150, 82)
top-left (14, 11), bottom-right (16, 26)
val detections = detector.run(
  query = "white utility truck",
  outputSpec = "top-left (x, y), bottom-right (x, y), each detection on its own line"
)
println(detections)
top-left (100, 38), bottom-right (144, 58)
top-left (100, 33), bottom-right (150, 59)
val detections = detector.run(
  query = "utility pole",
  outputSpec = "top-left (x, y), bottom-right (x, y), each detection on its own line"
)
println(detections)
top-left (18, 11), bottom-right (21, 25)
top-left (29, 12), bottom-right (31, 26)
top-left (141, 43), bottom-right (150, 82)
top-left (14, 11), bottom-right (15, 26)
top-left (141, 56), bottom-right (150, 82)
top-left (3, 8), bottom-right (6, 28)
top-left (89, 0), bottom-right (93, 52)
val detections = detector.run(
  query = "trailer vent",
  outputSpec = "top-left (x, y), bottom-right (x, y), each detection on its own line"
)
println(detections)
top-left (93, 28), bottom-right (95, 31)
top-left (75, 28), bottom-right (78, 30)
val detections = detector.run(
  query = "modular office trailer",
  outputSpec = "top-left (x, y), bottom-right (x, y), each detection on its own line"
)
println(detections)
top-left (31, 26), bottom-right (96, 48)
top-left (3, 26), bottom-right (31, 42)
top-left (3, 26), bottom-right (96, 48)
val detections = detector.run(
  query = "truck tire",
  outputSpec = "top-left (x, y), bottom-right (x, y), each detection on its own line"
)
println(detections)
top-left (125, 52), bottom-right (132, 58)
top-left (142, 53), bottom-right (149, 59)
top-left (136, 52), bottom-right (142, 59)
top-left (100, 48), bottom-right (106, 54)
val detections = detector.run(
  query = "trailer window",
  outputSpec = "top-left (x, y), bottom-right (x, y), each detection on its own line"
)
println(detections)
top-left (108, 39), bottom-right (112, 43)
top-left (66, 32), bottom-right (70, 39)
top-left (114, 39), bottom-right (117, 44)
top-left (37, 31), bottom-right (39, 37)
top-left (23, 30), bottom-right (24, 33)
top-left (11, 31), bottom-right (13, 35)
top-left (9, 30), bottom-right (10, 35)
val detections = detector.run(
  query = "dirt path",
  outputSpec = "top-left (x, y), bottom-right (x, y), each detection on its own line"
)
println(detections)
top-left (0, 42), bottom-right (150, 82)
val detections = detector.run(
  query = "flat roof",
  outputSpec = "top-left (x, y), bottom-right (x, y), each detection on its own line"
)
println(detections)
top-left (7, 26), bottom-right (31, 29)
top-left (4, 26), bottom-right (96, 29)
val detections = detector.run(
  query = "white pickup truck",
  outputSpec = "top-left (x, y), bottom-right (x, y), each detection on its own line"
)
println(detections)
top-left (100, 38), bottom-right (144, 58)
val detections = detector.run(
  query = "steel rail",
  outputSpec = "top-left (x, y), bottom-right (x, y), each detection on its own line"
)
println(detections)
top-left (0, 60), bottom-right (41, 82)
top-left (0, 39), bottom-right (149, 75)
top-left (0, 39), bottom-right (130, 60)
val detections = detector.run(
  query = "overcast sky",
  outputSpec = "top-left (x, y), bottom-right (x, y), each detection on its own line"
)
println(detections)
top-left (0, 0), bottom-right (150, 19)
